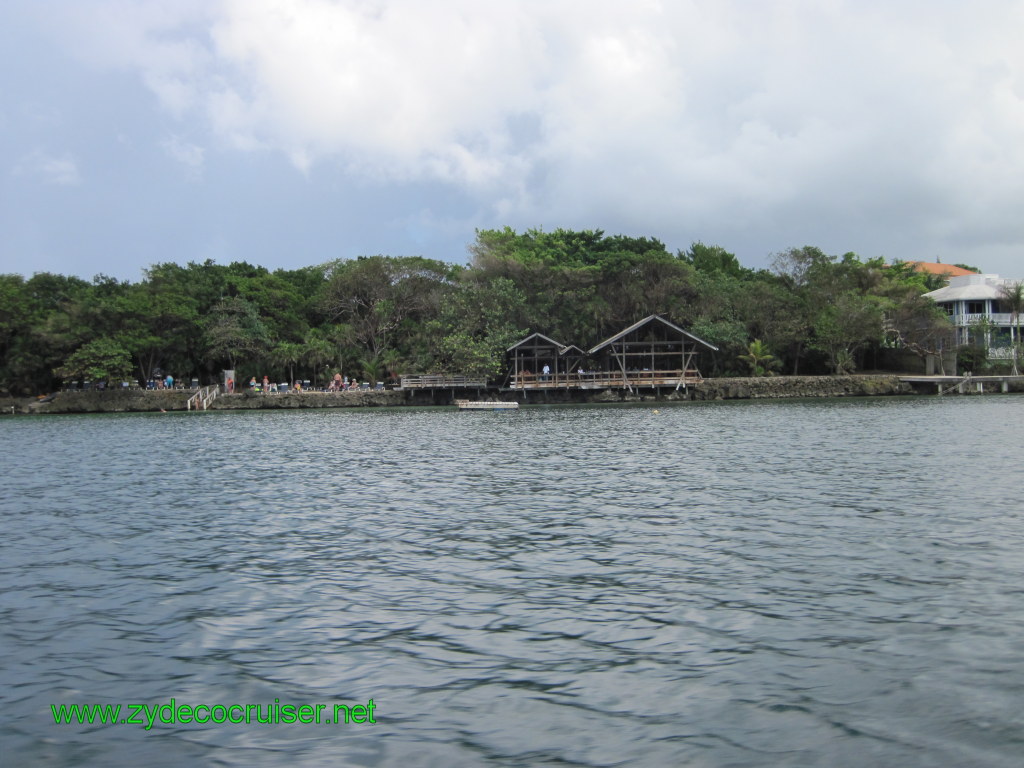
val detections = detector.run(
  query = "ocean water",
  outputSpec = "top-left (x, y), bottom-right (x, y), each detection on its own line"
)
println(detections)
top-left (2, 397), bottom-right (1023, 767)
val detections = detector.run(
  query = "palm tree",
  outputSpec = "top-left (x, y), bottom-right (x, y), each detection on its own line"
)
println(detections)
top-left (270, 341), bottom-right (304, 385)
top-left (738, 339), bottom-right (778, 376)
top-left (355, 352), bottom-right (384, 385)
top-left (302, 330), bottom-right (335, 387)
top-left (380, 348), bottom-right (405, 383)
top-left (999, 280), bottom-right (1023, 375)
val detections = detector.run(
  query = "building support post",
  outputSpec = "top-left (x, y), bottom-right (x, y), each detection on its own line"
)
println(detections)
top-left (613, 343), bottom-right (633, 394)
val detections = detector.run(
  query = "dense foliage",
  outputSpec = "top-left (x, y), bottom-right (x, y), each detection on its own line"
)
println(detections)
top-left (0, 230), bottom-right (960, 394)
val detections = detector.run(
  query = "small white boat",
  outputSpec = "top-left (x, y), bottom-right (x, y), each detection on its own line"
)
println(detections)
top-left (455, 400), bottom-right (519, 410)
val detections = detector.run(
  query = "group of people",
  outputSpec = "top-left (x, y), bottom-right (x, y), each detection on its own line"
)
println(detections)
top-left (519, 365), bottom-right (552, 381)
top-left (327, 373), bottom-right (365, 391)
top-left (516, 365), bottom-right (594, 384)
top-left (223, 372), bottom-right (368, 393)
top-left (232, 375), bottom-right (304, 393)
top-left (147, 374), bottom-right (175, 390)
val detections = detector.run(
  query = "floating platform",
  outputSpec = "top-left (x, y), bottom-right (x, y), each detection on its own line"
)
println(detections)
top-left (455, 400), bottom-right (520, 411)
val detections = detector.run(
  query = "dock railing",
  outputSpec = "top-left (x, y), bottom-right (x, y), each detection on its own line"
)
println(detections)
top-left (187, 385), bottom-right (219, 411)
top-left (399, 374), bottom-right (488, 389)
top-left (509, 369), bottom-right (703, 390)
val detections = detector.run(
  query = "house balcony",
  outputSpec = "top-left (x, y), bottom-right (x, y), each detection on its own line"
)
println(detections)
top-left (952, 313), bottom-right (1013, 327)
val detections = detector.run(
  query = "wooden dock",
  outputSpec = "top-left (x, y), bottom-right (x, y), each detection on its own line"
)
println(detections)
top-left (508, 370), bottom-right (703, 391)
top-left (399, 375), bottom-right (488, 390)
top-left (899, 374), bottom-right (1024, 394)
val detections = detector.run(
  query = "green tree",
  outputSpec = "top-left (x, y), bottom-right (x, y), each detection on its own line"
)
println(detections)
top-left (885, 294), bottom-right (955, 375)
top-left (270, 341), bottom-right (305, 385)
top-left (681, 242), bottom-right (747, 278)
top-left (810, 294), bottom-right (884, 373)
top-left (740, 279), bottom-right (808, 375)
top-left (737, 340), bottom-right (778, 376)
top-left (302, 329), bottom-right (335, 386)
top-left (5, 273), bottom-right (92, 392)
top-left (771, 248), bottom-right (889, 374)
top-left (434, 276), bottom-right (528, 379)
top-left (379, 348), bottom-right (406, 382)
top-left (54, 338), bottom-right (134, 384)
top-left (468, 228), bottom-right (695, 346)
top-left (323, 256), bottom-right (456, 358)
top-left (353, 352), bottom-right (384, 385)
top-left (998, 280), bottom-right (1023, 375)
top-left (204, 297), bottom-right (270, 370)
top-left (957, 343), bottom-right (988, 375)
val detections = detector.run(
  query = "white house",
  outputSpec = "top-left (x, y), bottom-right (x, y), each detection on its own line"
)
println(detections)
top-left (923, 273), bottom-right (1020, 356)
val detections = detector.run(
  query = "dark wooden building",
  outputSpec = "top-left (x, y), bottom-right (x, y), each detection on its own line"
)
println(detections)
top-left (507, 315), bottom-right (716, 391)
top-left (586, 314), bottom-right (717, 391)
top-left (507, 332), bottom-right (568, 388)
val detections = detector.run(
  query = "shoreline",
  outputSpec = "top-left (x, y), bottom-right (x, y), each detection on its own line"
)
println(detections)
top-left (4, 374), bottom-right (1021, 415)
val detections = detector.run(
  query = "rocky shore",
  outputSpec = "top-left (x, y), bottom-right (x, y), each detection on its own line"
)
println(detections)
top-left (1, 388), bottom-right (407, 414)
top-left (697, 374), bottom-right (915, 400)
top-left (9, 373), bottom-right (1013, 415)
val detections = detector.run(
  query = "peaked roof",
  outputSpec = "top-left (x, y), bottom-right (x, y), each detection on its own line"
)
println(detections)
top-left (507, 332), bottom-right (564, 353)
top-left (558, 344), bottom-right (587, 357)
top-left (588, 315), bottom-right (718, 354)
top-left (924, 273), bottom-right (1014, 302)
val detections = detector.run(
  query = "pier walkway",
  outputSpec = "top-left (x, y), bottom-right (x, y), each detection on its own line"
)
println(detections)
top-left (507, 370), bottom-right (703, 391)
top-left (899, 374), bottom-right (1024, 394)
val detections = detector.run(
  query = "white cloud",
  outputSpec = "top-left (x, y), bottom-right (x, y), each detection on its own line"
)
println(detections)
top-left (13, 150), bottom-right (82, 186)
top-left (45, 0), bottom-right (216, 119)
top-left (161, 135), bottom-right (205, 178)
top-left (37, 0), bottom-right (1024, 269)
top-left (202, 0), bottom-right (549, 185)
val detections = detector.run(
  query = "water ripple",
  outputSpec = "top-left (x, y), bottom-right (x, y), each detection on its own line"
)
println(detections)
top-left (2, 397), bottom-right (1024, 766)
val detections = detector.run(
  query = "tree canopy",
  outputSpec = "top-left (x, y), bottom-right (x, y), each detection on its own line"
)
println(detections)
top-left (0, 231), bottom-right (963, 394)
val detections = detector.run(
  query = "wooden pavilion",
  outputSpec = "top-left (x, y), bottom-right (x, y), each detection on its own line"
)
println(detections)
top-left (558, 345), bottom-right (588, 378)
top-left (507, 316), bottom-right (716, 391)
top-left (586, 315), bottom-right (717, 391)
top-left (507, 332), bottom-right (568, 388)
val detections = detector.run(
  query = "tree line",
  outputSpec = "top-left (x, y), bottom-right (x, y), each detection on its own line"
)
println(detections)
top-left (0, 229), bottom-right (964, 394)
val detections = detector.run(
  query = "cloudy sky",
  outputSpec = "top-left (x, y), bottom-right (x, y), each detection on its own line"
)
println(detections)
top-left (3, 0), bottom-right (1023, 281)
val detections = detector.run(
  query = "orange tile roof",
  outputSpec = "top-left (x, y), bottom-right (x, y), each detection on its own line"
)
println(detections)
top-left (901, 261), bottom-right (976, 277)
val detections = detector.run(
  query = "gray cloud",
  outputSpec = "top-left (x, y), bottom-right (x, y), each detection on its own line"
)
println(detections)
top-left (5, 0), bottom-right (1024, 277)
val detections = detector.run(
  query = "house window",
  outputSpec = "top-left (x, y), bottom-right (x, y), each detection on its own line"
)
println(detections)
top-left (966, 301), bottom-right (986, 314)
top-left (967, 327), bottom-right (987, 346)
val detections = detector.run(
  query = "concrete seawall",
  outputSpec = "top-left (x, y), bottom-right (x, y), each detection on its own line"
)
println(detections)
top-left (3, 388), bottom-right (406, 414)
